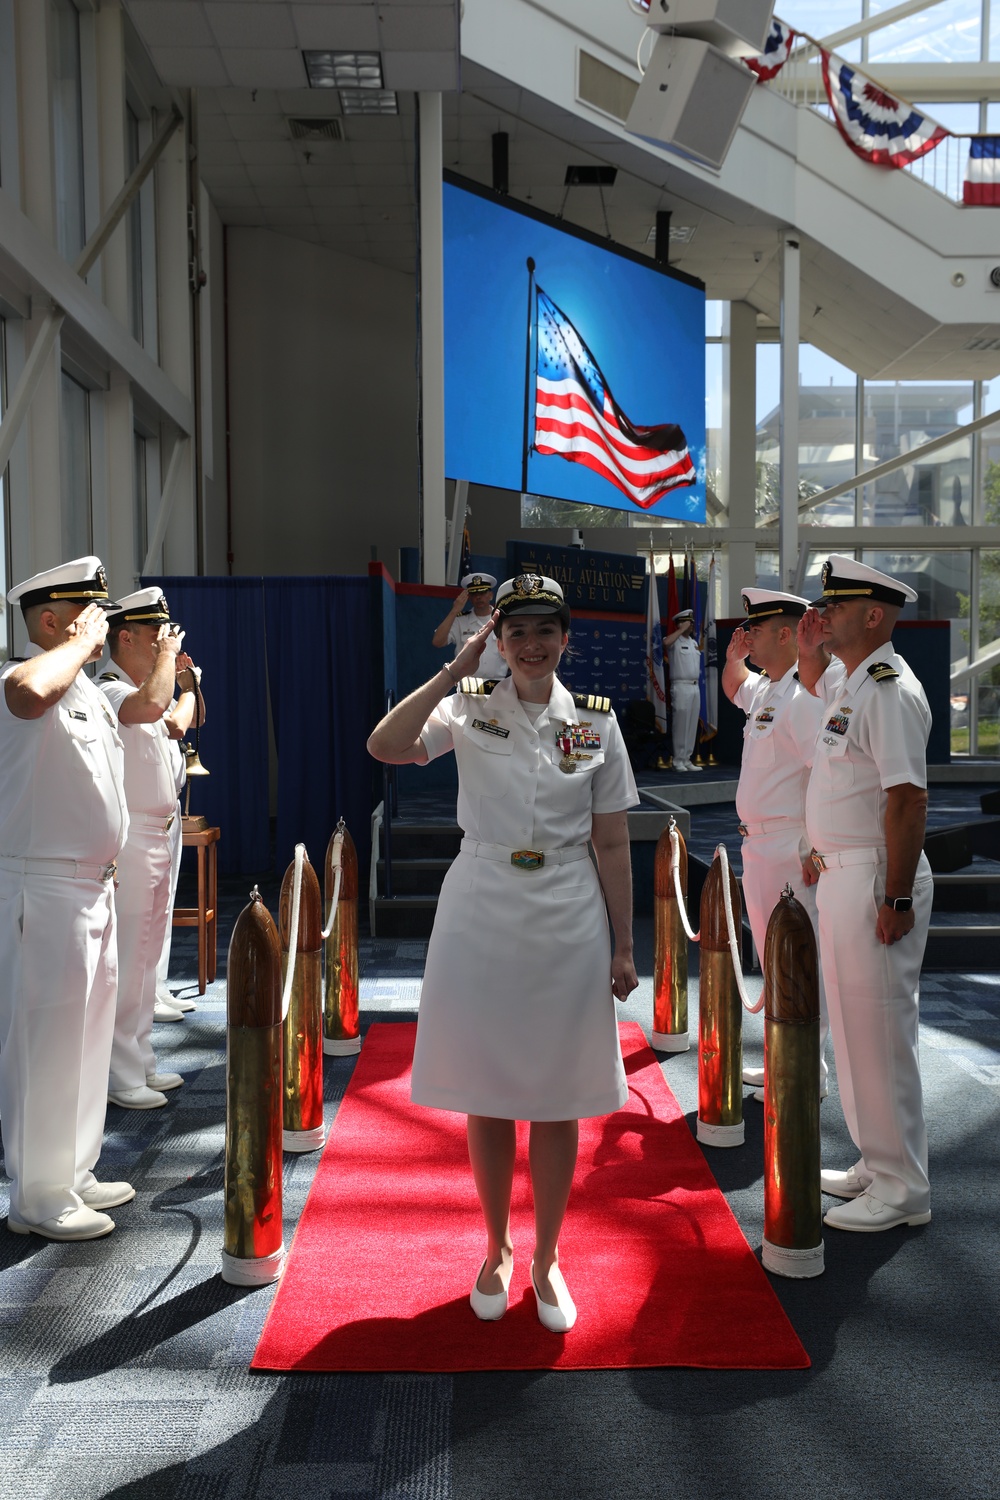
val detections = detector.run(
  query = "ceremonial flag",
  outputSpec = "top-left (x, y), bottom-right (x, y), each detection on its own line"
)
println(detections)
top-left (821, 53), bottom-right (949, 167)
top-left (701, 554), bottom-right (718, 744)
top-left (745, 19), bottom-right (796, 82)
top-left (666, 550), bottom-right (680, 629)
top-left (645, 551), bottom-right (668, 734)
top-left (533, 288), bottom-right (697, 510)
top-left (460, 523), bottom-right (472, 580)
top-left (964, 136), bottom-right (1000, 205)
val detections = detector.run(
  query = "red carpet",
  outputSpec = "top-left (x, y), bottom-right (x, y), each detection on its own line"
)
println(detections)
top-left (251, 1022), bottom-right (809, 1372)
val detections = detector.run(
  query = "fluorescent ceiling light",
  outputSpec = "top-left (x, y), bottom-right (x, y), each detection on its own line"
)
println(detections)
top-left (340, 89), bottom-right (399, 116)
top-left (304, 51), bottom-right (383, 90)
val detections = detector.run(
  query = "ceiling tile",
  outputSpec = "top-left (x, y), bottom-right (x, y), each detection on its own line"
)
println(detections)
top-left (237, 139), bottom-right (300, 165)
top-left (219, 89), bottom-right (280, 113)
top-left (228, 112), bottom-right (288, 141)
top-left (381, 51), bottom-right (457, 91)
top-left (377, 6), bottom-right (457, 50)
top-left (291, 4), bottom-right (380, 49)
top-left (128, 1), bottom-right (214, 49)
top-left (225, 50), bottom-right (307, 89)
top-left (150, 47), bottom-right (229, 86)
top-left (205, 3), bottom-right (297, 48)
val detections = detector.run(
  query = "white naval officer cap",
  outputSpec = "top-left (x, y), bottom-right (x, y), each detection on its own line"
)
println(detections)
top-left (460, 572), bottom-right (497, 594)
top-left (495, 573), bottom-right (566, 618)
top-left (741, 587), bottom-right (810, 623)
top-left (5, 556), bottom-right (119, 614)
top-left (811, 554), bottom-right (917, 609)
top-left (106, 587), bottom-right (177, 627)
top-left (673, 608), bottom-right (694, 622)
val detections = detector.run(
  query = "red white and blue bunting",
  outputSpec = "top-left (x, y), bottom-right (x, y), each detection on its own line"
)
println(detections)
top-left (820, 52), bottom-right (949, 167)
top-left (745, 19), bottom-right (796, 82)
top-left (964, 136), bottom-right (1000, 205)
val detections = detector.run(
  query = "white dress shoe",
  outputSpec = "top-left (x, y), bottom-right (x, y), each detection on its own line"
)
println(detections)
top-left (107, 1085), bottom-right (169, 1110)
top-left (146, 1071), bottom-right (184, 1092)
top-left (79, 1181), bottom-right (135, 1211)
top-left (823, 1191), bottom-right (931, 1233)
top-left (153, 999), bottom-right (185, 1023)
top-left (820, 1165), bottom-right (870, 1199)
top-left (530, 1260), bottom-right (577, 1333)
top-left (8, 1206), bottom-right (115, 1241)
top-left (158, 987), bottom-right (195, 1013)
top-left (674, 761), bottom-right (690, 773)
top-left (470, 1256), bottom-right (512, 1321)
top-left (743, 1066), bottom-right (765, 1087)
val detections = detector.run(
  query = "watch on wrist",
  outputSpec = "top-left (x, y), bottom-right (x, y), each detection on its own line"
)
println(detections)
top-left (885, 896), bottom-right (913, 912)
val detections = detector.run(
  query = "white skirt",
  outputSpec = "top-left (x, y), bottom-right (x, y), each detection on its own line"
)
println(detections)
top-left (410, 849), bottom-right (628, 1121)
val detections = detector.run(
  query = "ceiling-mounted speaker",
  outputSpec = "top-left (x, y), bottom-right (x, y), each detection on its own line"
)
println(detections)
top-left (625, 34), bottom-right (755, 169)
top-left (647, 0), bottom-right (775, 54)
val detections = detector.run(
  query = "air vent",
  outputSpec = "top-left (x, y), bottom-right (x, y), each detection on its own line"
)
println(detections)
top-left (962, 336), bottom-right (1000, 351)
top-left (578, 49), bottom-right (640, 123)
top-left (288, 118), bottom-right (344, 142)
top-left (564, 165), bottom-right (617, 186)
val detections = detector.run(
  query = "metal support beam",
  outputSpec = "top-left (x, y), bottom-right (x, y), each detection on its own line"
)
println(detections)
top-left (446, 479), bottom-right (469, 585)
top-left (0, 106), bottom-right (183, 482)
top-left (417, 92), bottom-right (446, 586)
top-left (951, 636), bottom-right (1000, 688)
top-left (820, 0), bottom-right (941, 51)
top-left (778, 235), bottom-right (799, 591)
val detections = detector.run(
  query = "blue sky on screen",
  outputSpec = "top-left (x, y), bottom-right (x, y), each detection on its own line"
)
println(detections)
top-left (443, 179), bottom-right (706, 522)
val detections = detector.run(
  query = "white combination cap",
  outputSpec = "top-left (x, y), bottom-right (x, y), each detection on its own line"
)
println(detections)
top-left (5, 556), bottom-right (118, 613)
top-left (811, 554), bottom-right (916, 608)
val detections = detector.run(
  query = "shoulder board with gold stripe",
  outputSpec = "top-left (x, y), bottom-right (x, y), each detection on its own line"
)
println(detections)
top-left (758, 669), bottom-right (769, 679)
top-left (572, 691), bottom-right (612, 714)
top-left (456, 677), bottom-right (499, 695)
top-left (867, 662), bottom-right (899, 684)
top-left (98, 672), bottom-right (119, 681)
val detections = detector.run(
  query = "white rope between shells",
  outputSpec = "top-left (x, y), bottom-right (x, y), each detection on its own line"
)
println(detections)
top-left (280, 842), bottom-right (305, 1023)
top-left (670, 825), bottom-right (700, 943)
top-left (321, 824), bottom-right (345, 940)
top-left (716, 843), bottom-right (765, 1015)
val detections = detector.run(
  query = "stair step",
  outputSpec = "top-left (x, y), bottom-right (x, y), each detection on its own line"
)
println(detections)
top-left (371, 894), bottom-right (437, 938)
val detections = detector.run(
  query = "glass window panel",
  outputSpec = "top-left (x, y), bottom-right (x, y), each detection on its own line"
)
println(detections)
top-left (987, 103), bottom-right (1000, 131)
top-left (860, 380), bottom-right (974, 525)
top-left (60, 371), bottom-right (92, 558)
top-left (706, 341), bottom-right (722, 505)
top-left (798, 345), bottom-right (857, 525)
top-left (51, 0), bottom-right (86, 262)
top-left (776, 1), bottom-right (862, 59)
top-left (990, 3), bottom-right (1000, 61)
top-left (755, 343), bottom-right (780, 519)
top-left (863, 547), bottom-right (970, 668)
top-left (705, 301), bottom-right (723, 338)
top-left (133, 431), bottom-right (147, 575)
top-left (913, 101), bottom-right (981, 135)
top-left (868, 0), bottom-right (980, 63)
top-left (973, 551), bottom-right (1000, 757)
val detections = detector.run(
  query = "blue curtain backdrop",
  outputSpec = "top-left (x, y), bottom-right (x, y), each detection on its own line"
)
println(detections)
top-left (262, 577), bottom-right (372, 877)
top-left (144, 576), bottom-right (270, 874)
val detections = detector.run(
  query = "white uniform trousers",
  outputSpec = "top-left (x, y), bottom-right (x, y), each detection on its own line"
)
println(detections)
top-left (815, 851), bottom-right (933, 1212)
top-left (0, 871), bottom-right (117, 1223)
top-left (109, 823), bottom-right (174, 1091)
top-left (154, 804), bottom-right (183, 994)
top-left (741, 828), bottom-right (829, 1089)
top-left (670, 680), bottom-right (700, 764)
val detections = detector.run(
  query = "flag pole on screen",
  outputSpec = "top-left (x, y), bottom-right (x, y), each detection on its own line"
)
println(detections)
top-left (645, 539), bottom-right (667, 734)
top-left (521, 257), bottom-right (536, 496)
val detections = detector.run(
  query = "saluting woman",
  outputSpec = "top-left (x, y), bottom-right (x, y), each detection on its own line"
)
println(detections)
top-left (367, 574), bottom-right (639, 1332)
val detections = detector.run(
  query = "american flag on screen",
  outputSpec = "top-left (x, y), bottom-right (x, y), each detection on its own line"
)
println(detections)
top-left (533, 288), bottom-right (696, 510)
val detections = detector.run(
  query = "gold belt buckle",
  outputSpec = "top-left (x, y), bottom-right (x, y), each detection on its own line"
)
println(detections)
top-left (511, 849), bottom-right (544, 871)
top-left (738, 822), bottom-right (749, 837)
top-left (810, 850), bottom-right (827, 874)
top-left (102, 862), bottom-right (117, 882)
top-left (165, 814), bottom-right (175, 832)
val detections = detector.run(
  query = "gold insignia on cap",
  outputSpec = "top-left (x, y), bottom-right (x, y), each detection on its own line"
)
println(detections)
top-left (741, 593), bottom-right (750, 613)
top-left (514, 574), bottom-right (542, 597)
top-left (159, 593), bottom-right (169, 617)
top-left (821, 559), bottom-right (832, 588)
top-left (96, 565), bottom-right (108, 593)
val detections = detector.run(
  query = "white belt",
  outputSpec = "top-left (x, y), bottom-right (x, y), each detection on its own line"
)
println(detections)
top-left (132, 812), bottom-right (176, 833)
top-left (811, 845), bottom-right (885, 872)
top-left (460, 838), bottom-right (590, 872)
top-left (0, 855), bottom-right (118, 882)
top-left (739, 817), bottom-right (799, 838)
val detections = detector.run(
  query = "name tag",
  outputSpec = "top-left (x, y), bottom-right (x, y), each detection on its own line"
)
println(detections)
top-left (472, 718), bottom-right (509, 739)
top-left (70, 710), bottom-right (88, 721)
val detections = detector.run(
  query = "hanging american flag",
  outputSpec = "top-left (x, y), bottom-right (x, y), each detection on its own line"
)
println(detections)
top-left (745, 19), bottom-right (796, 82)
top-left (964, 136), bottom-right (1000, 205)
top-left (533, 288), bottom-right (696, 510)
top-left (821, 52), bottom-right (949, 167)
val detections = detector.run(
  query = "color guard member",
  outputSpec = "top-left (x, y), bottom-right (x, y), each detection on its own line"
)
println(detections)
top-left (722, 588), bottom-right (828, 1098)
top-left (0, 558), bottom-right (132, 1240)
top-left (665, 608), bottom-right (702, 771)
top-left (798, 555), bottom-right (933, 1232)
top-left (432, 572), bottom-right (507, 681)
top-left (99, 590), bottom-right (204, 1106)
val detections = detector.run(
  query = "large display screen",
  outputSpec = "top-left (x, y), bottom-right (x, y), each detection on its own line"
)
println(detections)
top-left (443, 173), bottom-right (706, 523)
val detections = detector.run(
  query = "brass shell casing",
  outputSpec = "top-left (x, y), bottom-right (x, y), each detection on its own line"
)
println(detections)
top-left (282, 950), bottom-right (324, 1133)
top-left (653, 824), bottom-right (688, 1041)
top-left (697, 856), bottom-right (743, 1144)
top-left (224, 1021), bottom-right (284, 1261)
top-left (324, 824), bottom-right (360, 1047)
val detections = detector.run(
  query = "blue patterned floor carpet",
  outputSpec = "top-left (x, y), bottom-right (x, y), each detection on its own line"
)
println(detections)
top-left (0, 872), bottom-right (998, 1499)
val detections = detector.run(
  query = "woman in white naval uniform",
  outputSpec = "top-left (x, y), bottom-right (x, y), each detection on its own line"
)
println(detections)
top-left (0, 559), bottom-right (132, 1241)
top-left (798, 556), bottom-right (933, 1234)
top-left (722, 588), bottom-right (828, 1097)
top-left (369, 575), bottom-right (639, 1332)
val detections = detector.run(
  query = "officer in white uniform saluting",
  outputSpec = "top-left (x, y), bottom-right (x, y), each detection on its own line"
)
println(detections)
top-left (99, 589), bottom-right (205, 1107)
top-left (152, 729), bottom-right (194, 1022)
top-left (665, 608), bottom-right (702, 771)
top-left (797, 555), bottom-right (933, 1233)
top-left (0, 558), bottom-right (133, 1241)
top-left (722, 588), bottom-right (828, 1098)
top-left (432, 572), bottom-right (508, 682)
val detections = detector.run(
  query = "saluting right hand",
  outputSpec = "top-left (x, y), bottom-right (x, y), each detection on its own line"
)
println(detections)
top-left (154, 623), bottom-right (185, 657)
top-left (727, 626), bottom-right (751, 662)
top-left (453, 588), bottom-right (470, 614)
top-left (66, 603), bottom-right (109, 657)
top-left (451, 610), bottom-right (500, 680)
top-left (797, 608), bottom-right (826, 655)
